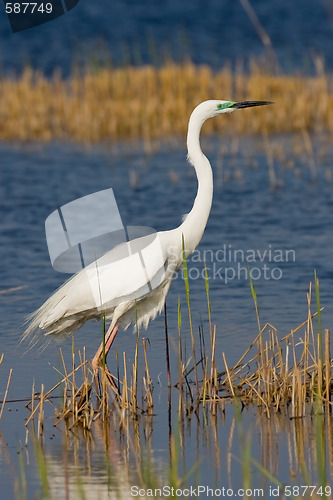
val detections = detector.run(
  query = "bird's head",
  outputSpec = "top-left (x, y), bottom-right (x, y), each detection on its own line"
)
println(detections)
top-left (187, 98), bottom-right (273, 163)
top-left (193, 99), bottom-right (273, 121)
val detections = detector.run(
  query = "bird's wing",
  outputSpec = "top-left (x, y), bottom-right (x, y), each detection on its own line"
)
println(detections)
top-left (84, 231), bottom-right (169, 308)
top-left (29, 232), bottom-right (169, 331)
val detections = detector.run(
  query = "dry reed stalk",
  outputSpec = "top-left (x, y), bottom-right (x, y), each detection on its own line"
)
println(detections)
top-left (23, 279), bottom-right (331, 431)
top-left (24, 351), bottom-right (94, 430)
top-left (30, 380), bottom-right (35, 415)
top-left (324, 329), bottom-right (331, 402)
top-left (213, 289), bottom-right (329, 413)
top-left (210, 326), bottom-right (217, 388)
top-left (100, 369), bottom-right (109, 422)
top-left (130, 328), bottom-right (140, 416)
top-left (142, 339), bottom-right (153, 413)
top-left (37, 384), bottom-right (44, 436)
top-left (222, 352), bottom-right (235, 399)
top-left (291, 367), bottom-right (304, 418)
top-left (121, 351), bottom-right (128, 419)
top-left (0, 368), bottom-right (12, 422)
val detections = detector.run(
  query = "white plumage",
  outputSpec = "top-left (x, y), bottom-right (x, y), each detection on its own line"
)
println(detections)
top-left (23, 99), bottom-right (271, 366)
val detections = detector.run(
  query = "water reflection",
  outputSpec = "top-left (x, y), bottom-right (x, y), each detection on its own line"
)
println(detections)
top-left (23, 401), bottom-right (333, 499)
top-left (2, 136), bottom-right (333, 498)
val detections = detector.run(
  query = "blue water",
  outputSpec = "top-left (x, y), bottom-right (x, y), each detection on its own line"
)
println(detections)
top-left (1, 2), bottom-right (333, 495)
top-left (1, 0), bottom-right (333, 74)
top-left (1, 136), bottom-right (333, 496)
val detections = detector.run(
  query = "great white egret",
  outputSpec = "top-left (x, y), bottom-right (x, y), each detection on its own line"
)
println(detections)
top-left (23, 99), bottom-right (272, 373)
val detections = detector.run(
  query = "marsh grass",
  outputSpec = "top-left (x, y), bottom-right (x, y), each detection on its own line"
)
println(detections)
top-left (20, 273), bottom-right (333, 498)
top-left (1, 59), bottom-right (333, 144)
top-left (24, 273), bottom-right (332, 429)
top-left (22, 381), bottom-right (333, 500)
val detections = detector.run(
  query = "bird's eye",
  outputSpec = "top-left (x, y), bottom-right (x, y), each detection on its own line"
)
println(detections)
top-left (217, 103), bottom-right (223, 109)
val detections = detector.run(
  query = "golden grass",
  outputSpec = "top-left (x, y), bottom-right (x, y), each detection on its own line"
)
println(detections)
top-left (23, 311), bottom-right (333, 498)
top-left (21, 277), bottom-right (333, 497)
top-left (24, 281), bottom-right (332, 431)
top-left (1, 60), bottom-right (333, 143)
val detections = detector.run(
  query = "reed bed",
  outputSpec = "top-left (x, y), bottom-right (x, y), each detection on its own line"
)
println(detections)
top-left (20, 409), bottom-right (333, 500)
top-left (25, 277), bottom-right (332, 429)
top-left (20, 274), bottom-right (333, 498)
top-left (174, 279), bottom-right (332, 420)
top-left (1, 60), bottom-right (333, 143)
top-left (23, 331), bottom-right (333, 500)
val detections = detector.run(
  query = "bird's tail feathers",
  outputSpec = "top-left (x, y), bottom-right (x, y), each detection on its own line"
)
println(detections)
top-left (20, 275), bottom-right (89, 352)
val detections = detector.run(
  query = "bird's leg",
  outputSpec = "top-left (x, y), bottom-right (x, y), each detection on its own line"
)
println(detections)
top-left (92, 323), bottom-right (120, 394)
top-left (91, 323), bottom-right (119, 371)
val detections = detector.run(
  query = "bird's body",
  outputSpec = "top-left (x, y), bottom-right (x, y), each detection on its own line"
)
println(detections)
top-left (23, 99), bottom-right (271, 367)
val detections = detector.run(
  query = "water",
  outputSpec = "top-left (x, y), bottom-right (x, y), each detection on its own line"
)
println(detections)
top-left (1, 136), bottom-right (333, 497)
top-left (1, 0), bottom-right (333, 74)
top-left (1, 2), bottom-right (333, 497)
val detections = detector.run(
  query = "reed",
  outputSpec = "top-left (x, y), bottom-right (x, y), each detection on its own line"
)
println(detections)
top-left (0, 355), bottom-right (12, 423)
top-left (182, 234), bottom-right (199, 398)
top-left (20, 287), bottom-right (333, 499)
top-left (21, 385), bottom-right (333, 500)
top-left (219, 279), bottom-right (332, 416)
top-left (15, 290), bottom-right (332, 500)
top-left (24, 275), bottom-right (331, 435)
top-left (1, 59), bottom-right (333, 144)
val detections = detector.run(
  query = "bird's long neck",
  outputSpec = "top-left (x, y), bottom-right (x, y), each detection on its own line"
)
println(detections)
top-left (178, 113), bottom-right (213, 257)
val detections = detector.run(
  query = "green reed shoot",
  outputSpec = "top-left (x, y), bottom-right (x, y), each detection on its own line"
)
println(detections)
top-left (15, 448), bottom-right (28, 500)
top-left (249, 269), bottom-right (261, 334)
top-left (315, 410), bottom-right (327, 490)
top-left (203, 260), bottom-right (212, 336)
top-left (33, 437), bottom-right (50, 499)
top-left (182, 234), bottom-right (199, 397)
top-left (248, 270), bottom-right (265, 369)
top-left (234, 399), bottom-right (252, 495)
top-left (177, 297), bottom-right (187, 413)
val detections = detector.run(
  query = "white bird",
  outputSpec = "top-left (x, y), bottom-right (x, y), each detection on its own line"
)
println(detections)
top-left (23, 99), bottom-right (272, 373)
